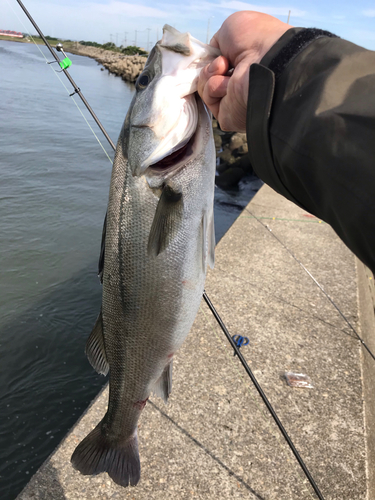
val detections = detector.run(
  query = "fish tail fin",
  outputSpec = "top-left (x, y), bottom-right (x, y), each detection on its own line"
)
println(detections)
top-left (71, 423), bottom-right (140, 487)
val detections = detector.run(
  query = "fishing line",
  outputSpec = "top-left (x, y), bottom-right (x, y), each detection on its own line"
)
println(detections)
top-left (245, 207), bottom-right (375, 362)
top-left (200, 305), bottom-right (315, 500)
top-left (12, 2), bottom-right (325, 497)
top-left (8, 0), bottom-right (114, 165)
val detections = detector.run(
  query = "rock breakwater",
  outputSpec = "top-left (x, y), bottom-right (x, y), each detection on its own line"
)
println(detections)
top-left (67, 44), bottom-right (147, 83)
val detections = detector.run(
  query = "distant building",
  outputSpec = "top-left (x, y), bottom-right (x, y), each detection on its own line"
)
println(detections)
top-left (0, 30), bottom-right (23, 38)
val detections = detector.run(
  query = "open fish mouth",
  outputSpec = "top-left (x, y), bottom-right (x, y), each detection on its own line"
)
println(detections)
top-left (148, 132), bottom-right (196, 174)
top-left (142, 92), bottom-right (199, 175)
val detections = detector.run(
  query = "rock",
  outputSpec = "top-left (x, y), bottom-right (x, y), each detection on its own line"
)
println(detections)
top-left (217, 161), bottom-right (229, 173)
top-left (215, 155), bottom-right (254, 188)
top-left (229, 133), bottom-right (247, 151)
top-left (215, 167), bottom-right (245, 188)
top-left (218, 147), bottom-right (233, 163)
top-left (239, 142), bottom-right (248, 154)
top-left (214, 134), bottom-right (222, 150)
top-left (65, 44), bottom-right (147, 83)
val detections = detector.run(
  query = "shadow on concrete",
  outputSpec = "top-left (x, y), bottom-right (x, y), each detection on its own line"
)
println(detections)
top-left (18, 462), bottom-right (67, 500)
top-left (149, 401), bottom-right (265, 500)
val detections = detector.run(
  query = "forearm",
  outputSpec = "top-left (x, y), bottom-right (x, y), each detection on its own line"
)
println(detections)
top-left (247, 29), bottom-right (375, 273)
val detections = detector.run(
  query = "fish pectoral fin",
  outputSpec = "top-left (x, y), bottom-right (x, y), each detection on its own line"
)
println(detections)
top-left (151, 361), bottom-right (173, 403)
top-left (147, 185), bottom-right (183, 257)
top-left (85, 310), bottom-right (109, 376)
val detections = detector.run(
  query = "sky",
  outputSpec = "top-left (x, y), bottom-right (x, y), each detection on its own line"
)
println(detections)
top-left (2, 0), bottom-right (375, 50)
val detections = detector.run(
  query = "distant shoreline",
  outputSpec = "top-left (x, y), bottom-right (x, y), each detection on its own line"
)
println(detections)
top-left (0, 36), bottom-right (147, 83)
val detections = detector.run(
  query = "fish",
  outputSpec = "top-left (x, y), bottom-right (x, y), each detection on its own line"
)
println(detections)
top-left (71, 25), bottom-right (220, 487)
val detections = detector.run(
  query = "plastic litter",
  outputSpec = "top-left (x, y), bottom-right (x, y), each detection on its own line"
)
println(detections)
top-left (285, 372), bottom-right (313, 388)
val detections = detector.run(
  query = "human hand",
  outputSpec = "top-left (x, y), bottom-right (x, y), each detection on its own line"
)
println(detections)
top-left (198, 11), bottom-right (291, 132)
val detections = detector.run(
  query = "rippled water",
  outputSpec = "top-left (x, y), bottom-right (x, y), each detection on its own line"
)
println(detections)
top-left (0, 39), bottom-right (261, 499)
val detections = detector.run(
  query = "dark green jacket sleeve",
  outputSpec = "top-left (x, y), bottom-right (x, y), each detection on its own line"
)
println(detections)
top-left (246, 28), bottom-right (375, 274)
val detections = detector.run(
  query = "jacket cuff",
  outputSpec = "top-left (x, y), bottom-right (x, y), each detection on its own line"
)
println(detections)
top-left (246, 63), bottom-right (303, 207)
top-left (246, 28), bottom-right (338, 206)
top-left (260, 28), bottom-right (338, 80)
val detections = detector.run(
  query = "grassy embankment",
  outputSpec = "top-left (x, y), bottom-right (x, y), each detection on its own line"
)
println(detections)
top-left (0, 34), bottom-right (77, 49)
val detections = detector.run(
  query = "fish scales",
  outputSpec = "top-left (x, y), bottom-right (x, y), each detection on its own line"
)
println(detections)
top-left (71, 24), bottom-right (220, 487)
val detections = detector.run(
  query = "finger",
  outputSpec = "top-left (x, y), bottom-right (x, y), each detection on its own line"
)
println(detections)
top-left (209, 33), bottom-right (220, 49)
top-left (205, 75), bottom-right (230, 103)
top-left (201, 75), bottom-right (230, 119)
top-left (207, 55), bottom-right (229, 76)
top-left (198, 56), bottom-right (229, 99)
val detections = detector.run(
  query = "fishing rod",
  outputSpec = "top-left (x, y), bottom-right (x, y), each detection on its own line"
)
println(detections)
top-left (15, 0), bottom-right (115, 152)
top-left (14, 2), bottom-right (325, 498)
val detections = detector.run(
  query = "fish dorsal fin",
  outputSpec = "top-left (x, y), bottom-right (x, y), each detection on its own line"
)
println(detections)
top-left (160, 25), bottom-right (190, 55)
top-left (85, 311), bottom-right (109, 376)
top-left (147, 184), bottom-right (183, 257)
top-left (159, 24), bottom-right (221, 81)
top-left (151, 361), bottom-right (173, 403)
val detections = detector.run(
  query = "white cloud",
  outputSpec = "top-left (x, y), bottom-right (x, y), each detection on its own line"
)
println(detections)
top-left (362, 9), bottom-right (375, 17)
top-left (216, 1), bottom-right (306, 18)
top-left (93, 1), bottom-right (168, 18)
top-left (173, 0), bottom-right (306, 18)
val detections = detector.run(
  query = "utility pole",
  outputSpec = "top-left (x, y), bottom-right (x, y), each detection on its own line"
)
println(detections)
top-left (134, 29), bottom-right (137, 46)
top-left (206, 16), bottom-right (214, 44)
top-left (124, 31), bottom-right (128, 46)
top-left (116, 33), bottom-right (119, 46)
top-left (110, 33), bottom-right (113, 43)
top-left (146, 27), bottom-right (151, 51)
top-left (287, 10), bottom-right (291, 24)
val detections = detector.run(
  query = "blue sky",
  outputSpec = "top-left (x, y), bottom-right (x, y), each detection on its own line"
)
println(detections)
top-left (3, 0), bottom-right (375, 50)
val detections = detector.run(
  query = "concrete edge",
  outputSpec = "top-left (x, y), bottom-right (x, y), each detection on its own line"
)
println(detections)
top-left (357, 259), bottom-right (375, 500)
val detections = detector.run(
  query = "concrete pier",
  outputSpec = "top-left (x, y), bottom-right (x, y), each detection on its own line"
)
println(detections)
top-left (17, 185), bottom-right (375, 499)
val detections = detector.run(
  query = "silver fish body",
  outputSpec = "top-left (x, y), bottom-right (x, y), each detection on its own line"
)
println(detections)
top-left (71, 25), bottom-right (219, 487)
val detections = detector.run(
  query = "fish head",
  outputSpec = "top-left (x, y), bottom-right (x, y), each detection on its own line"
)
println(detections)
top-left (125, 24), bottom-right (220, 186)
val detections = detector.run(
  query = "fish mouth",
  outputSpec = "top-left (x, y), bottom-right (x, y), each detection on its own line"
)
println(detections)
top-left (147, 132), bottom-right (196, 174)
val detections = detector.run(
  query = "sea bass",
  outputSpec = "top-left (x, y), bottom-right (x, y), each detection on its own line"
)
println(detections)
top-left (71, 26), bottom-right (220, 487)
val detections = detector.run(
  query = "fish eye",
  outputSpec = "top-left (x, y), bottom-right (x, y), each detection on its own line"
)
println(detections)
top-left (137, 73), bottom-right (150, 90)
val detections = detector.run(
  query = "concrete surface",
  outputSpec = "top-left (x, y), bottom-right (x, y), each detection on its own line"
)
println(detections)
top-left (17, 185), bottom-right (374, 499)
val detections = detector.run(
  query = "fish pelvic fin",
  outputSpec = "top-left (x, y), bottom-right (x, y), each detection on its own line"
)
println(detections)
top-left (151, 361), bottom-right (173, 403)
top-left (147, 185), bottom-right (183, 257)
top-left (71, 424), bottom-right (140, 488)
top-left (85, 311), bottom-right (109, 376)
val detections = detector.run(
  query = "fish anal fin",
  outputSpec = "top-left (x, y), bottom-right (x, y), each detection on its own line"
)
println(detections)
top-left (147, 185), bottom-right (183, 257)
top-left (151, 361), bottom-right (173, 403)
top-left (71, 423), bottom-right (140, 487)
top-left (85, 311), bottom-right (109, 376)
